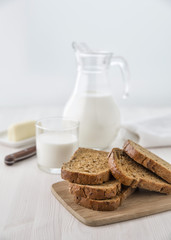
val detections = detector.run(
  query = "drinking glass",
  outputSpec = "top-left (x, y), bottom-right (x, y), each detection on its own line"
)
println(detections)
top-left (36, 117), bottom-right (79, 174)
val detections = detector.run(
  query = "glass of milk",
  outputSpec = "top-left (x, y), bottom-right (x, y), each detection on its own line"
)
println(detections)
top-left (36, 117), bottom-right (79, 174)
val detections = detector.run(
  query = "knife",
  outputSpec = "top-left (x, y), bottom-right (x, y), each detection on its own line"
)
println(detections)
top-left (4, 145), bottom-right (36, 166)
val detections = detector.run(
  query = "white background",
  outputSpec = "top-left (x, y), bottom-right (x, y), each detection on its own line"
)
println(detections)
top-left (0, 0), bottom-right (171, 107)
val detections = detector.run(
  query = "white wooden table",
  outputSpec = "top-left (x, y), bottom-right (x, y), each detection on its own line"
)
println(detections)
top-left (0, 106), bottom-right (171, 240)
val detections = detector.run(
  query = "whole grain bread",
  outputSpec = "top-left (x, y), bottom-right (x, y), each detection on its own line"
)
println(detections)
top-left (124, 140), bottom-right (171, 184)
top-left (108, 148), bottom-right (171, 194)
top-left (74, 186), bottom-right (135, 211)
top-left (61, 148), bottom-right (110, 185)
top-left (69, 179), bottom-right (121, 200)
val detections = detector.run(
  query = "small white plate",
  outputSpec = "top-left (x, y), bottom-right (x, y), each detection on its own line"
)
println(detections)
top-left (0, 130), bottom-right (36, 148)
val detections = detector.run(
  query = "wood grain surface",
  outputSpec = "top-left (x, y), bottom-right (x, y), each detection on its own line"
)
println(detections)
top-left (52, 181), bottom-right (171, 227)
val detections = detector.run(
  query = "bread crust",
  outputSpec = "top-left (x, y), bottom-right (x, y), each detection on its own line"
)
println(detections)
top-left (108, 151), bottom-right (137, 187)
top-left (69, 180), bottom-right (121, 200)
top-left (61, 168), bottom-right (110, 185)
top-left (124, 140), bottom-right (171, 184)
top-left (108, 148), bottom-right (171, 194)
top-left (74, 187), bottom-right (135, 211)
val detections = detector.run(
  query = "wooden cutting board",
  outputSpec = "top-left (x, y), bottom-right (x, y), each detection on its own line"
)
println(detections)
top-left (51, 181), bottom-right (171, 227)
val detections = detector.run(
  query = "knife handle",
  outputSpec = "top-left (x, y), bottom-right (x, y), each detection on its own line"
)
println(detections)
top-left (4, 145), bottom-right (36, 165)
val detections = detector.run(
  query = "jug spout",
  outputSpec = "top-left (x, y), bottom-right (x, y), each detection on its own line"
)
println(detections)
top-left (72, 42), bottom-right (113, 71)
top-left (72, 42), bottom-right (92, 53)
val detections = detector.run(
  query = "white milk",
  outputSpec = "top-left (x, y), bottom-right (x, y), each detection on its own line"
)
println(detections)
top-left (63, 92), bottom-right (120, 149)
top-left (37, 132), bottom-right (78, 168)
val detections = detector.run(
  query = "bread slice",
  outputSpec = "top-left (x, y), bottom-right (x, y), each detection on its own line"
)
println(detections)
top-left (74, 186), bottom-right (135, 211)
top-left (124, 140), bottom-right (171, 184)
top-left (108, 148), bottom-right (171, 194)
top-left (61, 148), bottom-right (110, 185)
top-left (69, 179), bottom-right (121, 200)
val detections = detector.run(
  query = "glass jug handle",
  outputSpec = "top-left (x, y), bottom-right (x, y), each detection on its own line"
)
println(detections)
top-left (110, 56), bottom-right (130, 99)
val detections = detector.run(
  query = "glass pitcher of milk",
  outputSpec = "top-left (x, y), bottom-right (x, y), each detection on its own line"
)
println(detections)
top-left (63, 43), bottom-right (130, 149)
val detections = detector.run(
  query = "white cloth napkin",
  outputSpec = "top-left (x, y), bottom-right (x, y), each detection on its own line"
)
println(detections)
top-left (112, 114), bottom-right (171, 148)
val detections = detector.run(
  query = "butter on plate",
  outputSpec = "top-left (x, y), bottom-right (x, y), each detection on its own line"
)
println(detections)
top-left (8, 120), bottom-right (36, 142)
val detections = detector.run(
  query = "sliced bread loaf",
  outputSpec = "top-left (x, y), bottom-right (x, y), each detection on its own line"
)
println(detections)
top-left (69, 179), bottom-right (121, 200)
top-left (74, 186), bottom-right (135, 211)
top-left (61, 148), bottom-right (110, 185)
top-left (124, 140), bottom-right (171, 184)
top-left (108, 148), bottom-right (171, 194)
